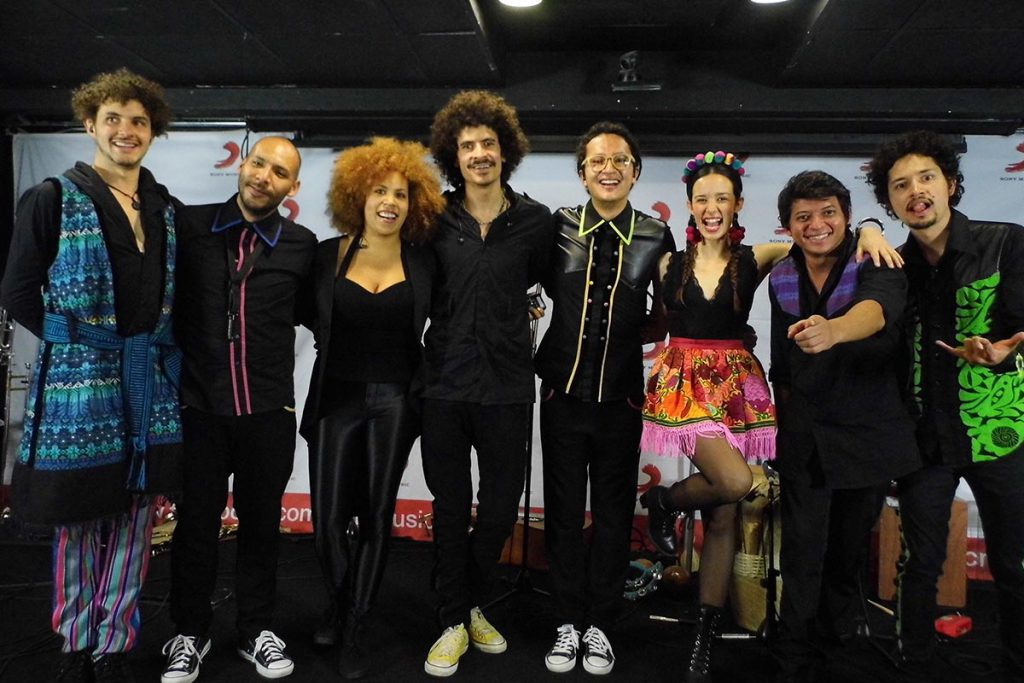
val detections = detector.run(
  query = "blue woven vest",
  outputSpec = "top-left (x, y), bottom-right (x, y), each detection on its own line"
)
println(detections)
top-left (20, 176), bottom-right (182, 484)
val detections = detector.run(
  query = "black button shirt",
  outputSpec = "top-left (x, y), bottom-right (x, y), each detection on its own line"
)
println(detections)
top-left (421, 187), bottom-right (553, 405)
top-left (175, 196), bottom-right (316, 416)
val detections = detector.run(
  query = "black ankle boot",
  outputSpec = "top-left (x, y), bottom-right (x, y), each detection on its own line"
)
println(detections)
top-left (686, 604), bottom-right (723, 683)
top-left (313, 601), bottom-right (341, 648)
top-left (639, 485), bottom-right (679, 556)
top-left (338, 615), bottom-right (370, 679)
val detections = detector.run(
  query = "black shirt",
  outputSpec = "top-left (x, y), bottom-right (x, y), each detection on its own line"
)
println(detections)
top-left (902, 210), bottom-right (1024, 466)
top-left (421, 187), bottom-right (553, 404)
top-left (175, 196), bottom-right (317, 416)
top-left (768, 232), bottom-right (920, 489)
top-left (1, 162), bottom-right (170, 338)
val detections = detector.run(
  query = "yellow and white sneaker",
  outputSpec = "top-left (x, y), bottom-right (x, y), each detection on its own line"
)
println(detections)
top-left (424, 624), bottom-right (469, 677)
top-left (469, 606), bottom-right (507, 654)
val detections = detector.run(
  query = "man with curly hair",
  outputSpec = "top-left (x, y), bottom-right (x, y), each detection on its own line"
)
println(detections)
top-left (866, 131), bottom-right (1024, 680)
top-left (1, 68), bottom-right (180, 683)
top-left (420, 90), bottom-right (553, 677)
top-left (161, 136), bottom-right (316, 683)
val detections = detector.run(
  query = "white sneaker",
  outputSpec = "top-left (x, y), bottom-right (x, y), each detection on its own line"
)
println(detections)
top-left (545, 624), bottom-right (580, 673)
top-left (581, 625), bottom-right (614, 675)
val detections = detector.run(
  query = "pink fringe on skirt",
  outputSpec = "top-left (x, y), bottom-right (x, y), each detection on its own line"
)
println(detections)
top-left (641, 420), bottom-right (776, 463)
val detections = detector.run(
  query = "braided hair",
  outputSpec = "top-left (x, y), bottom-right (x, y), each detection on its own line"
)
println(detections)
top-left (672, 162), bottom-right (746, 312)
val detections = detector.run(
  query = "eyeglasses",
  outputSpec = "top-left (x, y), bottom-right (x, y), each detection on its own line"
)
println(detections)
top-left (583, 154), bottom-right (635, 172)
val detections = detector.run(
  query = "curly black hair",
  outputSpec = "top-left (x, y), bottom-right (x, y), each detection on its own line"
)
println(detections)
top-left (574, 121), bottom-right (642, 177)
top-left (429, 90), bottom-right (529, 189)
top-left (866, 130), bottom-right (964, 218)
top-left (71, 68), bottom-right (172, 136)
top-left (777, 170), bottom-right (851, 228)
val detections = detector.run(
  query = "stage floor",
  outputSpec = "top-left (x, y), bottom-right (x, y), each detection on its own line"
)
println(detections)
top-left (0, 520), bottom-right (1014, 682)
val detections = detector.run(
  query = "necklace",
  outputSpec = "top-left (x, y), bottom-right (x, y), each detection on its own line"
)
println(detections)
top-left (463, 195), bottom-right (509, 227)
top-left (105, 182), bottom-right (141, 211)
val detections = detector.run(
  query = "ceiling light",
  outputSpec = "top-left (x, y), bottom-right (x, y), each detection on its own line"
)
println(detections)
top-left (749, 0), bottom-right (789, 4)
top-left (500, 0), bottom-right (542, 6)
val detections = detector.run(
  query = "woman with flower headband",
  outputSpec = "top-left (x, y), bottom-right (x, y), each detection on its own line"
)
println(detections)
top-left (300, 137), bottom-right (445, 679)
top-left (638, 151), bottom-right (897, 682)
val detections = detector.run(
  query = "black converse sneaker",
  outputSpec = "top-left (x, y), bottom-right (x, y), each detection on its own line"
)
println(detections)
top-left (544, 624), bottom-right (580, 673)
top-left (581, 626), bottom-right (615, 675)
top-left (237, 630), bottom-right (294, 679)
top-left (161, 635), bottom-right (210, 683)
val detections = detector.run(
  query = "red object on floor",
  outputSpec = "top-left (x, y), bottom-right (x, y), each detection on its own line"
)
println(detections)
top-left (935, 614), bottom-right (973, 638)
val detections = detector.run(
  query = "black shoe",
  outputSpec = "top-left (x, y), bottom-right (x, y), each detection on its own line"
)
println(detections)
top-left (639, 485), bottom-right (679, 556)
top-left (313, 604), bottom-right (340, 648)
top-left (685, 604), bottom-right (723, 683)
top-left (238, 630), bottom-right (295, 679)
top-left (54, 651), bottom-right (93, 683)
top-left (338, 617), bottom-right (370, 680)
top-left (160, 634), bottom-right (210, 683)
top-left (92, 654), bottom-right (135, 683)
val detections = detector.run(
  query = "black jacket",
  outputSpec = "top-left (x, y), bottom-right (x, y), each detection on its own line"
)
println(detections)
top-left (300, 236), bottom-right (435, 439)
top-left (769, 233), bottom-right (921, 489)
top-left (901, 210), bottom-right (1024, 465)
top-left (421, 187), bottom-right (553, 404)
top-left (535, 202), bottom-right (672, 403)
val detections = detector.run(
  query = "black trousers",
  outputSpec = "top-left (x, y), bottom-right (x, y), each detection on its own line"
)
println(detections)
top-left (420, 399), bottom-right (529, 629)
top-left (897, 449), bottom-right (1024, 670)
top-left (170, 407), bottom-right (295, 640)
top-left (774, 472), bottom-right (887, 673)
top-left (539, 390), bottom-right (642, 631)
top-left (308, 382), bottom-right (419, 620)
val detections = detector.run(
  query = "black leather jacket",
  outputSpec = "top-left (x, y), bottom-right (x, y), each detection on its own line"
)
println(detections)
top-left (535, 202), bottom-right (673, 403)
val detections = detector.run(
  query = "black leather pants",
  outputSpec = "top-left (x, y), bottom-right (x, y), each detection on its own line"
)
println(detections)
top-left (308, 382), bottom-right (420, 620)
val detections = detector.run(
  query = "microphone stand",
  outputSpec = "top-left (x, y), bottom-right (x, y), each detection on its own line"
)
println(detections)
top-left (485, 285), bottom-right (549, 607)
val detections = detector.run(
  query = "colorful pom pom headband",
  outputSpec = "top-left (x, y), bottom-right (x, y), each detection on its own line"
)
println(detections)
top-left (682, 150), bottom-right (745, 184)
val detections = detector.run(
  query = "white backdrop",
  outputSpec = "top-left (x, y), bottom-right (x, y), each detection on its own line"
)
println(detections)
top-left (9, 130), bottom-right (1024, 564)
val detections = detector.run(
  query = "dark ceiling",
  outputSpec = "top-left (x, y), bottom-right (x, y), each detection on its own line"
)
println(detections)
top-left (2, 0), bottom-right (1023, 144)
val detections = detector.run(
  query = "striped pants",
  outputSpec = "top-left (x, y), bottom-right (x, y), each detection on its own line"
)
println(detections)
top-left (52, 496), bottom-right (154, 655)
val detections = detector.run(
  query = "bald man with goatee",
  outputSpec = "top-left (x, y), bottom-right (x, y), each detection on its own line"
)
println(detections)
top-left (163, 136), bottom-right (316, 682)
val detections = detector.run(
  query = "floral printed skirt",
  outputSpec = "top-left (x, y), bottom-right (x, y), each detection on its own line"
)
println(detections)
top-left (641, 337), bottom-right (776, 462)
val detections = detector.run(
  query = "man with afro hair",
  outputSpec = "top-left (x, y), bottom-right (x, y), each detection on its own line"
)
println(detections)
top-left (420, 90), bottom-right (553, 677)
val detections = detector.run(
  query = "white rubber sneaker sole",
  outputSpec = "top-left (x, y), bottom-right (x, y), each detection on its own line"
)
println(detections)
top-left (470, 637), bottom-right (507, 654)
top-left (237, 647), bottom-right (295, 679)
top-left (424, 659), bottom-right (460, 677)
top-left (545, 653), bottom-right (577, 673)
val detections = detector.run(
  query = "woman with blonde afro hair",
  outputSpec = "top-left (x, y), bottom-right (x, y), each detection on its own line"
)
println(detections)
top-left (300, 137), bottom-right (444, 678)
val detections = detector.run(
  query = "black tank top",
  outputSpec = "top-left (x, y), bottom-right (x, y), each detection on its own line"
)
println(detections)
top-left (325, 277), bottom-right (416, 384)
top-left (663, 244), bottom-right (757, 340)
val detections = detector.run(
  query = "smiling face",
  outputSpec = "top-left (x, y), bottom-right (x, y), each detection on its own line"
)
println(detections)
top-left (786, 197), bottom-right (848, 258)
top-left (236, 137), bottom-right (301, 222)
top-left (85, 99), bottom-right (154, 171)
top-left (886, 153), bottom-right (956, 233)
top-left (580, 133), bottom-right (638, 214)
top-left (456, 125), bottom-right (503, 190)
top-left (688, 171), bottom-right (743, 243)
top-left (362, 170), bottom-right (409, 240)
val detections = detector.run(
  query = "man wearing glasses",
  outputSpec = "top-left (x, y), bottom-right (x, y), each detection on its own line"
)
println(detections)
top-left (535, 122), bottom-right (674, 675)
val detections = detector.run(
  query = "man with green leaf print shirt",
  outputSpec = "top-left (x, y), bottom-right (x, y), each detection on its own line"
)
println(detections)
top-left (866, 130), bottom-right (1024, 680)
